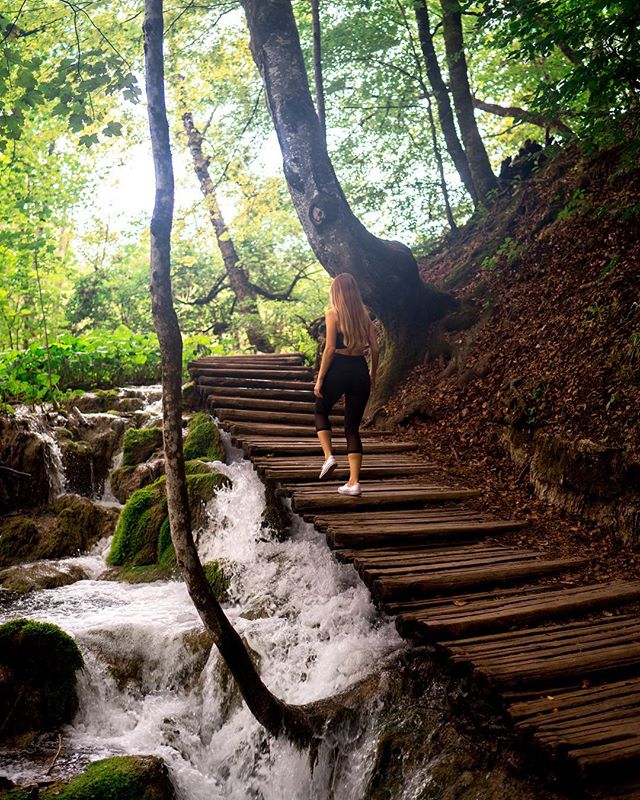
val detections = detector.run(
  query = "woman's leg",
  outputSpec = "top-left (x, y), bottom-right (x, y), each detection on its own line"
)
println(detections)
top-left (344, 369), bottom-right (370, 485)
top-left (315, 363), bottom-right (343, 459)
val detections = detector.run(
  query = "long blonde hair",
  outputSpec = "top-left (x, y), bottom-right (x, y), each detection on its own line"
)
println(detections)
top-left (330, 273), bottom-right (370, 351)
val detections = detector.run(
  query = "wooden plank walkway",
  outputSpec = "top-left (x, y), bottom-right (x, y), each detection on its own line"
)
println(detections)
top-left (189, 352), bottom-right (640, 798)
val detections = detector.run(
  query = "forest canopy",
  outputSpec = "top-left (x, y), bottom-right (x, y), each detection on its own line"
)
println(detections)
top-left (1, 0), bottom-right (638, 405)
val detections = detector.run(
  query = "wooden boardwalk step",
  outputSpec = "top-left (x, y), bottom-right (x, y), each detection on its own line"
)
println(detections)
top-left (370, 557), bottom-right (586, 602)
top-left (199, 377), bottom-right (315, 391)
top-left (394, 581), bottom-right (640, 639)
top-left (214, 408), bottom-right (343, 426)
top-left (325, 519), bottom-right (526, 548)
top-left (238, 437), bottom-right (416, 454)
top-left (194, 367), bottom-right (313, 380)
top-left (444, 616), bottom-right (640, 689)
top-left (290, 485), bottom-right (481, 513)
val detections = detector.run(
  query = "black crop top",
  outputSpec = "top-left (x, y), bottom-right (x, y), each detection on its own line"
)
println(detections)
top-left (336, 330), bottom-right (346, 348)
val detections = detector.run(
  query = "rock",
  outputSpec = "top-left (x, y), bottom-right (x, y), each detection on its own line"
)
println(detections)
top-left (106, 468), bottom-right (231, 569)
top-left (0, 562), bottom-right (88, 593)
top-left (183, 412), bottom-right (224, 462)
top-left (182, 380), bottom-right (201, 411)
top-left (0, 619), bottom-right (83, 740)
top-left (0, 416), bottom-right (53, 513)
top-left (110, 458), bottom-right (166, 504)
top-left (70, 389), bottom-right (119, 413)
top-left (0, 495), bottom-right (119, 568)
top-left (58, 411), bottom-right (125, 498)
top-left (121, 426), bottom-right (164, 468)
top-left (203, 560), bottom-right (230, 601)
top-left (7, 755), bottom-right (176, 799)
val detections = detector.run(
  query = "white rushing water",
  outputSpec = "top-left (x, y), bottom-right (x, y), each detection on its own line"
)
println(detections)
top-left (1, 402), bottom-right (403, 799)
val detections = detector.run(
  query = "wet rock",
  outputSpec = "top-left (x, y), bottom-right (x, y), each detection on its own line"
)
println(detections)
top-left (182, 380), bottom-right (201, 411)
top-left (106, 467), bottom-right (231, 569)
top-left (59, 413), bottom-right (125, 498)
top-left (69, 389), bottom-right (119, 413)
top-left (0, 416), bottom-right (53, 513)
top-left (6, 755), bottom-right (176, 799)
top-left (0, 619), bottom-right (83, 741)
top-left (0, 495), bottom-right (119, 568)
top-left (0, 562), bottom-right (88, 593)
top-left (183, 412), bottom-right (224, 462)
top-left (110, 458), bottom-right (166, 504)
top-left (121, 425), bottom-right (164, 468)
top-left (202, 560), bottom-right (230, 601)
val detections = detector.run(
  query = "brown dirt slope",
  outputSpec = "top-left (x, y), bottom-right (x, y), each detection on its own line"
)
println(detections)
top-left (383, 141), bottom-right (640, 579)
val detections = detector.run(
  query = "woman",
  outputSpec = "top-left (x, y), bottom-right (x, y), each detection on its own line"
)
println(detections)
top-left (314, 273), bottom-right (379, 496)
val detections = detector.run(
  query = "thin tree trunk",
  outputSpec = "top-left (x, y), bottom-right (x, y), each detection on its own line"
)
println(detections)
top-left (439, 0), bottom-right (497, 203)
top-left (412, 0), bottom-right (477, 203)
top-left (143, 0), bottom-right (315, 744)
top-left (310, 0), bottom-right (326, 139)
top-left (180, 107), bottom-right (275, 352)
top-left (240, 0), bottom-right (456, 403)
top-left (425, 93), bottom-right (456, 230)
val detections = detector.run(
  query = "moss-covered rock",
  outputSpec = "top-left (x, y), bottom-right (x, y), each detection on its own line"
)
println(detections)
top-left (182, 380), bottom-right (201, 411)
top-left (0, 496), bottom-right (119, 568)
top-left (7, 755), bottom-right (176, 800)
top-left (70, 389), bottom-right (120, 413)
top-left (0, 619), bottom-right (83, 740)
top-left (121, 426), bottom-right (164, 468)
top-left (107, 469), bottom-right (231, 569)
top-left (203, 560), bottom-right (230, 601)
top-left (109, 459), bottom-right (165, 504)
top-left (183, 412), bottom-right (224, 462)
top-left (0, 562), bottom-right (87, 593)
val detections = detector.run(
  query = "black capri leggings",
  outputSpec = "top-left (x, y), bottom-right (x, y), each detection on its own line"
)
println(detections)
top-left (315, 354), bottom-right (371, 453)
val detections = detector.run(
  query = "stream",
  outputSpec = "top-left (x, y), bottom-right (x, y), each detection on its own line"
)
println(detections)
top-left (0, 389), bottom-right (404, 799)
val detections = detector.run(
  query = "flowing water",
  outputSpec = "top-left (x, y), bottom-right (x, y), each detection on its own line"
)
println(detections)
top-left (1, 393), bottom-right (404, 799)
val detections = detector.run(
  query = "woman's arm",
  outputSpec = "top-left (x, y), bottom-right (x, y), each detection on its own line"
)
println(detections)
top-left (314, 309), bottom-right (337, 397)
top-left (368, 319), bottom-right (379, 390)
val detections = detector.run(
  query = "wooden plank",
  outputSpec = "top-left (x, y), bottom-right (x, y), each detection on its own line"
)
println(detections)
top-left (193, 367), bottom-right (313, 379)
top-left (399, 583), bottom-right (640, 639)
top-left (215, 408), bottom-right (342, 426)
top-left (371, 558), bottom-right (586, 602)
top-left (328, 519), bottom-right (527, 548)
top-left (200, 378), bottom-right (316, 391)
top-left (291, 487), bottom-right (481, 513)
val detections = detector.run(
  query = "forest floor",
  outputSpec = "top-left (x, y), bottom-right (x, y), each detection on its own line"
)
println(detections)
top-left (382, 140), bottom-right (640, 585)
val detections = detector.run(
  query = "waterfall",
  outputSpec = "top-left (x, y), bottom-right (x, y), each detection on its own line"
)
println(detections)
top-left (1, 399), bottom-right (403, 799)
top-left (15, 407), bottom-right (67, 499)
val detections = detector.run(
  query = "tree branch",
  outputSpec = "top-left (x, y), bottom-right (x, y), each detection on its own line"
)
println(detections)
top-left (472, 96), bottom-right (573, 136)
top-left (177, 271), bottom-right (228, 305)
top-left (249, 266), bottom-right (308, 301)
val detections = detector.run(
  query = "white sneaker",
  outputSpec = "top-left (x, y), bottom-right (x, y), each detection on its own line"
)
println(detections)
top-left (337, 482), bottom-right (361, 496)
top-left (319, 455), bottom-right (337, 480)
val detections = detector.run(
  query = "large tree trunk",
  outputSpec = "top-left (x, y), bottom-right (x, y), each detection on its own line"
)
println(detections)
top-left (143, 0), bottom-right (317, 744)
top-left (179, 106), bottom-right (274, 352)
top-left (439, 0), bottom-right (497, 203)
top-left (310, 0), bottom-right (326, 139)
top-left (240, 0), bottom-right (455, 403)
top-left (412, 0), bottom-right (477, 204)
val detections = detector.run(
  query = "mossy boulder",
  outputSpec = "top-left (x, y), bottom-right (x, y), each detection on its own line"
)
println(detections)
top-left (109, 458), bottom-right (165, 504)
top-left (0, 562), bottom-right (88, 593)
top-left (0, 619), bottom-right (83, 740)
top-left (0, 495), bottom-right (119, 568)
top-left (203, 560), bottom-right (230, 601)
top-left (70, 389), bottom-right (120, 413)
top-left (121, 425), bottom-right (164, 468)
top-left (183, 412), bottom-right (224, 462)
top-left (182, 380), bottom-right (201, 411)
top-left (107, 468), bottom-right (231, 569)
top-left (2, 755), bottom-right (176, 800)
top-left (0, 416), bottom-right (52, 513)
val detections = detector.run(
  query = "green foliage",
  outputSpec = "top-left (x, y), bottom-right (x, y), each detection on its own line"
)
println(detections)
top-left (0, 619), bottom-right (83, 736)
top-left (0, 329), bottom-right (215, 408)
top-left (481, 237), bottom-right (523, 271)
top-left (526, 382), bottom-right (546, 428)
top-left (121, 426), bottom-right (164, 468)
top-left (203, 560), bottom-right (230, 601)
top-left (183, 413), bottom-right (224, 462)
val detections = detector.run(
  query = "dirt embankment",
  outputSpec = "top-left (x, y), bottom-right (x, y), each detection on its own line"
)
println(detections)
top-left (383, 141), bottom-right (640, 579)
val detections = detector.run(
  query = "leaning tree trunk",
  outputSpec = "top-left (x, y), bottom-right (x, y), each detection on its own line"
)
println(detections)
top-left (310, 0), bottom-right (326, 139)
top-left (240, 0), bottom-right (455, 402)
top-left (439, 0), bottom-right (497, 203)
top-left (413, 0), bottom-right (477, 204)
top-left (143, 0), bottom-right (318, 744)
top-left (180, 108), bottom-right (274, 352)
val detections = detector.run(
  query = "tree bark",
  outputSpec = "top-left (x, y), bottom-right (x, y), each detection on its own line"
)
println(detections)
top-left (240, 0), bottom-right (455, 403)
top-left (412, 0), bottom-right (477, 204)
top-left (439, 0), bottom-right (497, 203)
top-left (143, 0), bottom-right (317, 744)
top-left (310, 0), bottom-right (326, 140)
top-left (425, 93), bottom-right (456, 230)
top-left (180, 107), bottom-right (275, 352)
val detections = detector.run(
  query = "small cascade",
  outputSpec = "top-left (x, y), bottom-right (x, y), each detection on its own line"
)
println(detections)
top-left (101, 450), bottom-right (123, 505)
top-left (0, 401), bottom-right (403, 799)
top-left (15, 407), bottom-right (67, 499)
